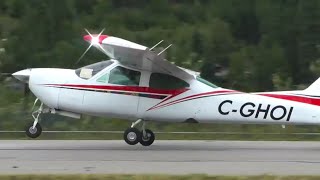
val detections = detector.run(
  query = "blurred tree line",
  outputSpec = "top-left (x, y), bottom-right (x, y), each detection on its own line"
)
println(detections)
top-left (1, 0), bottom-right (320, 91)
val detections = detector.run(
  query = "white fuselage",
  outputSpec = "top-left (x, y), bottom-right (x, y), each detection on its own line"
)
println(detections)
top-left (25, 60), bottom-right (320, 125)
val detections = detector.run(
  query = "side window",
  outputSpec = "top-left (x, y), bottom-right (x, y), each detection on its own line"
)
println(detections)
top-left (108, 66), bottom-right (141, 86)
top-left (96, 73), bottom-right (109, 83)
top-left (75, 60), bottom-right (113, 80)
top-left (149, 73), bottom-right (189, 90)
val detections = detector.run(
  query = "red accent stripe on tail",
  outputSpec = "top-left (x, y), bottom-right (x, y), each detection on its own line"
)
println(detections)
top-left (259, 93), bottom-right (320, 106)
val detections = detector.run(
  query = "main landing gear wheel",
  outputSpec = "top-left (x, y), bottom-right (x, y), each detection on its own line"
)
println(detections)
top-left (124, 128), bottom-right (141, 145)
top-left (124, 119), bottom-right (156, 146)
top-left (25, 122), bottom-right (42, 138)
top-left (140, 129), bottom-right (155, 146)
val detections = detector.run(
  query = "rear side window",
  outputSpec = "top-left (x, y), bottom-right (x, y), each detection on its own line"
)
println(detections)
top-left (149, 73), bottom-right (189, 90)
top-left (196, 76), bottom-right (218, 88)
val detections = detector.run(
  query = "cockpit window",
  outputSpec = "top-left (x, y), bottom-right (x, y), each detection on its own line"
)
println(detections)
top-left (196, 76), bottom-right (218, 88)
top-left (75, 60), bottom-right (114, 79)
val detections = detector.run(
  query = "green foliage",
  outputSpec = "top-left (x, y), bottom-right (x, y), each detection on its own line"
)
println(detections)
top-left (1, 0), bottom-right (320, 89)
top-left (272, 73), bottom-right (293, 91)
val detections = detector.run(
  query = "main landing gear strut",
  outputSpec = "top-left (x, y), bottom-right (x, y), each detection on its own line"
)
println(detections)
top-left (123, 119), bottom-right (155, 146)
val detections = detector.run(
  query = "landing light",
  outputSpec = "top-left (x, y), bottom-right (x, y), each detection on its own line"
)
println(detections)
top-left (91, 36), bottom-right (99, 45)
top-left (75, 28), bottom-right (106, 65)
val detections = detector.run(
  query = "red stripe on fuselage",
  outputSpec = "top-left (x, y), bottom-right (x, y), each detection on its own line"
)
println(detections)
top-left (146, 89), bottom-right (189, 110)
top-left (45, 84), bottom-right (241, 111)
top-left (258, 93), bottom-right (320, 106)
top-left (45, 84), bottom-right (188, 95)
top-left (148, 89), bottom-right (240, 111)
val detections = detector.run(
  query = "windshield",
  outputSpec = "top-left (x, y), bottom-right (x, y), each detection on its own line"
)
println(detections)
top-left (196, 76), bottom-right (218, 88)
top-left (75, 60), bottom-right (113, 79)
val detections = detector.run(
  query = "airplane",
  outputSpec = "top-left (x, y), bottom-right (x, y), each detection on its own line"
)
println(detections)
top-left (11, 30), bottom-right (320, 146)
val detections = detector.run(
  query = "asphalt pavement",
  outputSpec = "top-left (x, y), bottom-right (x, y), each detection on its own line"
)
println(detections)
top-left (0, 140), bottom-right (320, 175)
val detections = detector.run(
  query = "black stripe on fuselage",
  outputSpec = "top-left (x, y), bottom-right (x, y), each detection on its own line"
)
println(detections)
top-left (293, 93), bottom-right (320, 98)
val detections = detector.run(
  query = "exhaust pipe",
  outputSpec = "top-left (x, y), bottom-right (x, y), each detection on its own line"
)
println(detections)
top-left (50, 109), bottom-right (81, 119)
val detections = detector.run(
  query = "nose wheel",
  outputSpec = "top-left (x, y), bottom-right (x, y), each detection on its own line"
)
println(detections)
top-left (26, 122), bottom-right (42, 138)
top-left (26, 99), bottom-right (46, 139)
top-left (123, 119), bottom-right (155, 146)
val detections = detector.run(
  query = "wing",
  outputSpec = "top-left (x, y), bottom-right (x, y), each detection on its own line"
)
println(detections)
top-left (83, 34), bottom-right (198, 80)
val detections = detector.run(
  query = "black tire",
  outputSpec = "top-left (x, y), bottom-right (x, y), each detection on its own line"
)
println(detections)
top-left (140, 129), bottom-right (155, 146)
top-left (124, 128), bottom-right (141, 145)
top-left (25, 122), bottom-right (42, 138)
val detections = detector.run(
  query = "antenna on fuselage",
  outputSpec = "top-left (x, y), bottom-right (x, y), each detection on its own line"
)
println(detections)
top-left (149, 40), bottom-right (164, 51)
top-left (157, 44), bottom-right (172, 56)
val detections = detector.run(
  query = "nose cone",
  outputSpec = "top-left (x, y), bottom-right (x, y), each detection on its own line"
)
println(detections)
top-left (12, 69), bottom-right (31, 83)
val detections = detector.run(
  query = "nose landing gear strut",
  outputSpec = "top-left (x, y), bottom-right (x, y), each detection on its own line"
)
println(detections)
top-left (25, 99), bottom-right (50, 138)
top-left (124, 119), bottom-right (155, 146)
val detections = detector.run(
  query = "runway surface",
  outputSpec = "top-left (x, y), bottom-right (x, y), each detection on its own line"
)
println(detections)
top-left (0, 140), bottom-right (320, 175)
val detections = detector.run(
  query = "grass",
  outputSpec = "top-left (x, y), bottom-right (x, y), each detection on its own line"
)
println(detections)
top-left (1, 175), bottom-right (320, 180)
